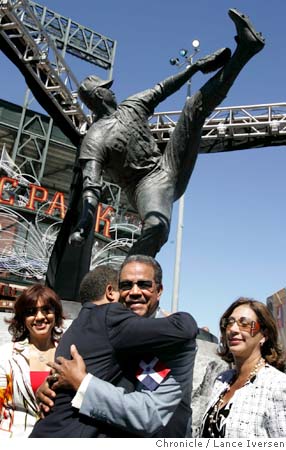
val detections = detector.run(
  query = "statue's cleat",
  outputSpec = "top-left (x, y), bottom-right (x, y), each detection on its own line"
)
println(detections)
top-left (196, 47), bottom-right (231, 74)
top-left (228, 8), bottom-right (265, 54)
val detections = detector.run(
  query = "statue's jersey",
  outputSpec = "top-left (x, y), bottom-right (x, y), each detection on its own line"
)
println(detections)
top-left (79, 85), bottom-right (165, 189)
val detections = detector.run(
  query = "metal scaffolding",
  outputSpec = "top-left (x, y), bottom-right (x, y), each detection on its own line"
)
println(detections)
top-left (1, 0), bottom-right (286, 181)
top-left (150, 102), bottom-right (286, 154)
top-left (0, 0), bottom-right (116, 180)
top-left (1, 0), bottom-right (286, 305)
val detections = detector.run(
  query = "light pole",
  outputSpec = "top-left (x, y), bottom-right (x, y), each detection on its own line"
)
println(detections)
top-left (170, 39), bottom-right (200, 313)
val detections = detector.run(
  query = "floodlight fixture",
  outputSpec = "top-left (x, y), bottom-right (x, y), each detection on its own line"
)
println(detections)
top-left (179, 49), bottom-right (188, 57)
top-left (169, 57), bottom-right (180, 66)
top-left (192, 39), bottom-right (200, 49)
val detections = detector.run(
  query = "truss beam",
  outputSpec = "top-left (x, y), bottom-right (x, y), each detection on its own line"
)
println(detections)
top-left (28, 1), bottom-right (116, 73)
top-left (1, 0), bottom-right (285, 193)
top-left (0, 0), bottom-right (89, 147)
top-left (149, 102), bottom-right (286, 153)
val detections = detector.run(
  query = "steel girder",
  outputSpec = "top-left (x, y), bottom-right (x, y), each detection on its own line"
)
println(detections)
top-left (149, 102), bottom-right (286, 153)
top-left (0, 0), bottom-right (116, 181)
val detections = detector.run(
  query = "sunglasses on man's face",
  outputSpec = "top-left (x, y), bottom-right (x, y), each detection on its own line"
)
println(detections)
top-left (221, 316), bottom-right (260, 336)
top-left (118, 280), bottom-right (154, 291)
top-left (25, 305), bottom-right (55, 317)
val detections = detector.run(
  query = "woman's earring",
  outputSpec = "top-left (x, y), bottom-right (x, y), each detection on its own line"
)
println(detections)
top-left (218, 339), bottom-right (226, 353)
top-left (53, 326), bottom-right (63, 335)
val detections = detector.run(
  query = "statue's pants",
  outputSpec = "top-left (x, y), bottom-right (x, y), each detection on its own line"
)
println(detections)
top-left (83, 51), bottom-right (249, 257)
top-left (128, 87), bottom-right (222, 257)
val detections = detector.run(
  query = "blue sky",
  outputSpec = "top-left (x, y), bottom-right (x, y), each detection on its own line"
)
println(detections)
top-left (1, 0), bottom-right (285, 336)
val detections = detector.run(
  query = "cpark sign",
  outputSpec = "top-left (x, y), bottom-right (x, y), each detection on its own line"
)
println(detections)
top-left (0, 176), bottom-right (115, 238)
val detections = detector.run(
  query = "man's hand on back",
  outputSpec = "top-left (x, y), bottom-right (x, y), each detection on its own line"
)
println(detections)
top-left (47, 344), bottom-right (88, 391)
top-left (35, 345), bottom-right (88, 418)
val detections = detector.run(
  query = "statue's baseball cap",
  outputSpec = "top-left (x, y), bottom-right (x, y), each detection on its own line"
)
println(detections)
top-left (78, 75), bottom-right (113, 105)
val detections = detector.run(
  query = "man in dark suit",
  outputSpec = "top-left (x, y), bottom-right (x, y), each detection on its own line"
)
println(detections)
top-left (31, 258), bottom-right (198, 437)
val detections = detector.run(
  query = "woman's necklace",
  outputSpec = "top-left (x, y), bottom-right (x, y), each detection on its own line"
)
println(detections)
top-left (35, 350), bottom-right (49, 363)
top-left (207, 357), bottom-right (265, 437)
top-left (29, 344), bottom-right (55, 364)
top-left (247, 357), bottom-right (265, 379)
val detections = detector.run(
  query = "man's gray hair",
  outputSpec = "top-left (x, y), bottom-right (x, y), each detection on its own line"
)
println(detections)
top-left (119, 255), bottom-right (162, 286)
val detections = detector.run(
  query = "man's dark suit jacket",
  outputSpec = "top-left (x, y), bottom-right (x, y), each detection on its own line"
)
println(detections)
top-left (30, 302), bottom-right (197, 438)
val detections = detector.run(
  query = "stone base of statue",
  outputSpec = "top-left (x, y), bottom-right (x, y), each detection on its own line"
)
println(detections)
top-left (190, 338), bottom-right (229, 437)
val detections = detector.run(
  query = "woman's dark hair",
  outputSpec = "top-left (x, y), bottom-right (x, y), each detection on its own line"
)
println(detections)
top-left (6, 284), bottom-right (65, 342)
top-left (218, 297), bottom-right (285, 371)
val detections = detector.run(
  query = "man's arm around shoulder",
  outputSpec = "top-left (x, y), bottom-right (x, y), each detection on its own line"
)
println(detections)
top-left (107, 303), bottom-right (198, 353)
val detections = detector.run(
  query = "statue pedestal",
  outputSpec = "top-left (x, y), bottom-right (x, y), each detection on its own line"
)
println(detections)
top-left (61, 300), bottom-right (81, 329)
top-left (0, 311), bottom-right (12, 345)
top-left (190, 339), bottom-right (229, 437)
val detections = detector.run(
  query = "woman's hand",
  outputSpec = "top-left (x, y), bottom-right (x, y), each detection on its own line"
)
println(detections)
top-left (35, 379), bottom-right (56, 418)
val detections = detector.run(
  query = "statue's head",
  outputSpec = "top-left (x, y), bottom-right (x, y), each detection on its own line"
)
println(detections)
top-left (78, 75), bottom-right (114, 110)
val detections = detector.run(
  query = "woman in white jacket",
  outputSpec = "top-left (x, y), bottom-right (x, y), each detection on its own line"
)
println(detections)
top-left (200, 297), bottom-right (286, 438)
top-left (0, 284), bottom-right (64, 437)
